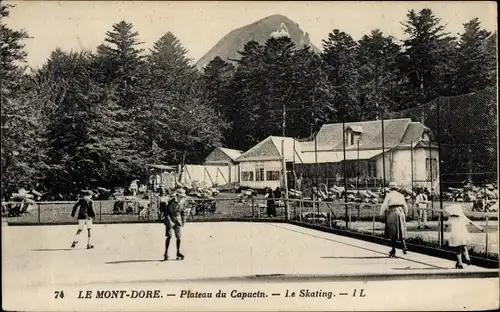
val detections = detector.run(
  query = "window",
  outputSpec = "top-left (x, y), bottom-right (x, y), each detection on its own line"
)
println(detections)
top-left (256, 168), bottom-right (265, 181)
top-left (425, 158), bottom-right (438, 181)
top-left (367, 160), bottom-right (377, 177)
top-left (242, 171), bottom-right (254, 181)
top-left (266, 170), bottom-right (280, 181)
top-left (345, 130), bottom-right (353, 146)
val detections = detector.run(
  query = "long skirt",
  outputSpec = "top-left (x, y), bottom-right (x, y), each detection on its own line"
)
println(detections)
top-left (385, 207), bottom-right (407, 240)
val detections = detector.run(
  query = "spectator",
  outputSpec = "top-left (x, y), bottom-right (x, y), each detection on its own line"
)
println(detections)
top-left (415, 187), bottom-right (429, 229)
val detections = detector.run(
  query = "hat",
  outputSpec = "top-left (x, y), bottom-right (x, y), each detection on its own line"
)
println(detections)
top-left (82, 190), bottom-right (93, 196)
top-left (388, 182), bottom-right (398, 190)
top-left (175, 188), bottom-right (187, 197)
top-left (445, 204), bottom-right (464, 217)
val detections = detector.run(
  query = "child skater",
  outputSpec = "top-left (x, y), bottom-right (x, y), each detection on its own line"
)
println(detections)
top-left (70, 190), bottom-right (96, 249)
top-left (445, 204), bottom-right (483, 269)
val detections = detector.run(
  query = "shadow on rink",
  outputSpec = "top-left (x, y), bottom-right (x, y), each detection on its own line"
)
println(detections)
top-left (321, 256), bottom-right (388, 259)
top-left (30, 248), bottom-right (73, 252)
top-left (106, 259), bottom-right (164, 264)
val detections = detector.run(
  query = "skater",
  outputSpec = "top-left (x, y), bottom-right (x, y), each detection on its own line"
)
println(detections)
top-left (162, 188), bottom-right (187, 261)
top-left (70, 190), bottom-right (95, 249)
top-left (380, 182), bottom-right (408, 257)
top-left (445, 204), bottom-right (483, 269)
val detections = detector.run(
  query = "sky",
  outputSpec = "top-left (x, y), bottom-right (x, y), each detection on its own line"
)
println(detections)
top-left (4, 1), bottom-right (498, 69)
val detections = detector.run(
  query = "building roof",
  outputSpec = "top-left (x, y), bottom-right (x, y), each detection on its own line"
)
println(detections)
top-left (204, 147), bottom-right (242, 164)
top-left (236, 136), bottom-right (303, 162)
top-left (399, 122), bottom-right (431, 145)
top-left (148, 164), bottom-right (177, 171)
top-left (218, 147), bottom-right (243, 161)
top-left (302, 118), bottom-right (431, 152)
top-left (347, 125), bottom-right (364, 133)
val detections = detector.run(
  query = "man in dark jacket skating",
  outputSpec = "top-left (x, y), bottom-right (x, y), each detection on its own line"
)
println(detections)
top-left (162, 188), bottom-right (187, 261)
top-left (70, 190), bottom-right (96, 249)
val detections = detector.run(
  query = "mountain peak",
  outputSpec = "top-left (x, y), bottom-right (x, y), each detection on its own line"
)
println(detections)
top-left (195, 15), bottom-right (320, 71)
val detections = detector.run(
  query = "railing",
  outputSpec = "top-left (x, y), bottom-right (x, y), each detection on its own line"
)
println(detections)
top-left (2, 196), bottom-right (497, 260)
top-left (285, 198), bottom-right (497, 260)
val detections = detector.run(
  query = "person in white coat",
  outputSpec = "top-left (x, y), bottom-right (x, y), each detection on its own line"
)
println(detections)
top-left (445, 204), bottom-right (483, 269)
top-left (380, 182), bottom-right (409, 257)
top-left (415, 187), bottom-right (429, 229)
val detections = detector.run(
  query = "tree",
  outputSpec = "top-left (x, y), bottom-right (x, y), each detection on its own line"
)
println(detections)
top-left (90, 21), bottom-right (148, 185)
top-left (322, 29), bottom-right (360, 121)
top-left (202, 57), bottom-right (235, 119)
top-left (453, 18), bottom-right (496, 94)
top-left (356, 29), bottom-right (403, 118)
top-left (0, 4), bottom-right (40, 196)
top-left (0, 4), bottom-right (30, 96)
top-left (93, 21), bottom-right (146, 109)
top-left (286, 46), bottom-right (334, 138)
top-left (228, 41), bottom-right (265, 149)
top-left (143, 32), bottom-right (227, 171)
top-left (399, 8), bottom-right (456, 107)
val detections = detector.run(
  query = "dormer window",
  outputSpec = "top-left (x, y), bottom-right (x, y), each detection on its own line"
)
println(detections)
top-left (346, 125), bottom-right (363, 146)
top-left (421, 131), bottom-right (430, 142)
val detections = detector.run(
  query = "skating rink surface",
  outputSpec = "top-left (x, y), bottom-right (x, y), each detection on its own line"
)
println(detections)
top-left (2, 222), bottom-right (499, 311)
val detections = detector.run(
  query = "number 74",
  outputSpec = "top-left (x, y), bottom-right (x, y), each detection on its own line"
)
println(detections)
top-left (54, 291), bottom-right (65, 299)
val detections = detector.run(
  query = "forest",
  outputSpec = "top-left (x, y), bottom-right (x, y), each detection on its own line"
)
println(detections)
top-left (1, 5), bottom-right (497, 196)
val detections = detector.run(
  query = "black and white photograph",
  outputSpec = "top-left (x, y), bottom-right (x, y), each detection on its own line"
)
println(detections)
top-left (1, 1), bottom-right (498, 311)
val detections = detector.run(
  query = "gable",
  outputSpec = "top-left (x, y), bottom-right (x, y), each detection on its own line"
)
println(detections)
top-left (400, 122), bottom-right (431, 144)
top-left (204, 148), bottom-right (234, 163)
top-left (270, 136), bottom-right (303, 162)
top-left (236, 137), bottom-right (282, 161)
top-left (219, 148), bottom-right (242, 161)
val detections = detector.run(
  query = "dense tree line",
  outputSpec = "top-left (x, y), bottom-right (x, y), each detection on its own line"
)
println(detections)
top-left (1, 5), bottom-right (497, 197)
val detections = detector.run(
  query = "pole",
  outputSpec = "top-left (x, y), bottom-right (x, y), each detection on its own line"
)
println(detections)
top-left (381, 110), bottom-right (386, 189)
top-left (315, 133), bottom-right (318, 186)
top-left (293, 138), bottom-right (296, 191)
top-left (282, 96), bottom-right (286, 137)
top-left (342, 120), bottom-right (349, 228)
top-left (411, 140), bottom-right (414, 219)
top-left (437, 98), bottom-right (444, 247)
top-left (357, 140), bottom-right (360, 194)
top-left (282, 140), bottom-right (289, 220)
top-left (485, 215), bottom-right (489, 258)
top-left (314, 134), bottom-right (318, 215)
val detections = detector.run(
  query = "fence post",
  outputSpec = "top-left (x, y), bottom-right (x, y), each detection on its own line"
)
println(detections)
top-left (313, 195), bottom-right (316, 224)
top-left (485, 215), bottom-right (489, 259)
top-left (299, 199), bottom-right (302, 222)
top-left (372, 204), bottom-right (375, 235)
top-left (37, 203), bottom-right (40, 223)
top-left (99, 202), bottom-right (102, 222)
top-left (348, 203), bottom-right (352, 230)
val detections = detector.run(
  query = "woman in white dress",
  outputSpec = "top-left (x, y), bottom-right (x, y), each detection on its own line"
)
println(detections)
top-left (445, 204), bottom-right (483, 269)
